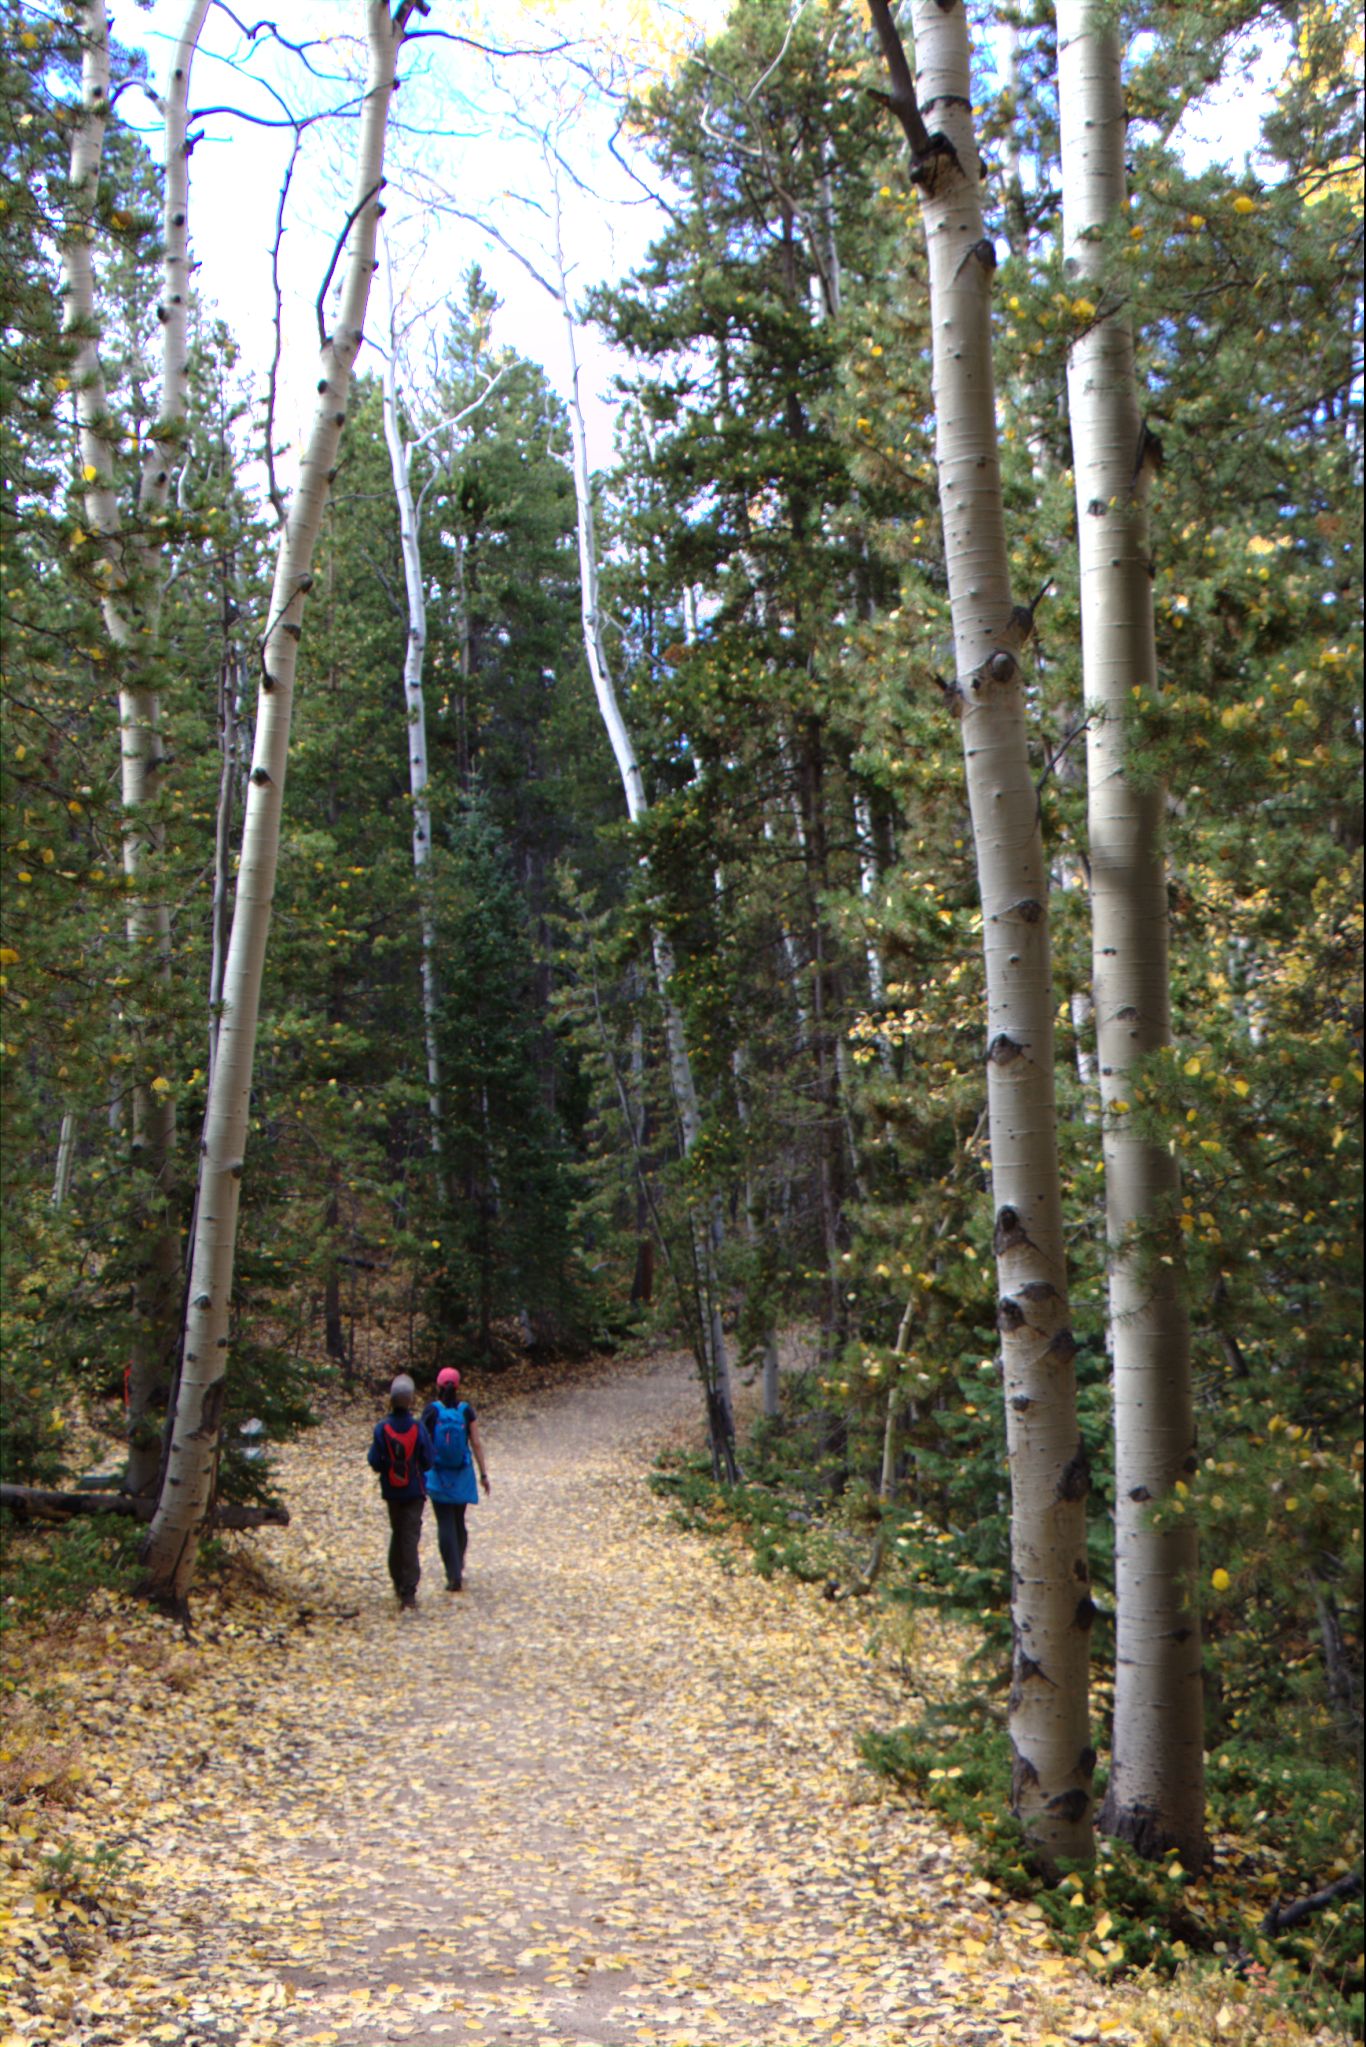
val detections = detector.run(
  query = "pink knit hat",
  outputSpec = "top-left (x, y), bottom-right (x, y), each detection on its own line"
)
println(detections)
top-left (436, 1368), bottom-right (461, 1392)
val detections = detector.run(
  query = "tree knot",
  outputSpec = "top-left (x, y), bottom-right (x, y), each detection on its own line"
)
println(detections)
top-left (1057, 1438), bottom-right (1090, 1501)
top-left (993, 1204), bottom-right (1032, 1253)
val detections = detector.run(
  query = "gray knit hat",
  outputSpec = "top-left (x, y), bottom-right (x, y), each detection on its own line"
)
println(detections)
top-left (390, 1373), bottom-right (416, 1408)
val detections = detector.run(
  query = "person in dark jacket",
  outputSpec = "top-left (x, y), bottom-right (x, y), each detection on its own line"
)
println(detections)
top-left (367, 1372), bottom-right (431, 1610)
top-left (421, 1366), bottom-right (491, 1592)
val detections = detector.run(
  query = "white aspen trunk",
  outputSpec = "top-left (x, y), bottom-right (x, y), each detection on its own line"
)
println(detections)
top-left (547, 167), bottom-right (738, 1459)
top-left (138, 1), bottom-right (209, 529)
top-left (207, 649), bottom-right (237, 1094)
top-left (51, 1112), bottom-right (77, 1209)
top-left (62, 2), bottom-right (208, 1496)
top-left (877, 1372), bottom-right (903, 1506)
top-left (871, 0), bottom-right (1094, 1866)
top-left (761, 809), bottom-right (811, 1049)
top-left (1058, 0), bottom-right (1204, 1868)
top-left (141, 3), bottom-right (404, 1605)
top-left (853, 787), bottom-right (894, 1078)
top-left (853, 790), bottom-right (888, 1009)
top-left (999, 19), bottom-right (1028, 258)
top-left (124, 3), bottom-right (208, 1496)
top-left (379, 317), bottom-right (446, 1199)
top-left (1056, 832), bottom-right (1100, 1115)
top-left (862, 1293), bottom-right (918, 1587)
top-left (833, 1035), bottom-right (868, 1206)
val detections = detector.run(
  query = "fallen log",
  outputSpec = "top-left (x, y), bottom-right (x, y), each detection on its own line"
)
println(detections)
top-left (1262, 1868), bottom-right (1363, 1936)
top-left (0, 1485), bottom-right (288, 1529)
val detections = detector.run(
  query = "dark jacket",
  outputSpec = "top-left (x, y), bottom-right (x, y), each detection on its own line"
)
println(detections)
top-left (367, 1407), bottom-right (431, 1503)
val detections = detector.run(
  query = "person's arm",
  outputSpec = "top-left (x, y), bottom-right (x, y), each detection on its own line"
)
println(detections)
top-left (366, 1423), bottom-right (383, 1473)
top-left (468, 1416), bottom-right (491, 1493)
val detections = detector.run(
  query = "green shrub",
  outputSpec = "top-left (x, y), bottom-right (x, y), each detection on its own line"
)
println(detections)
top-left (0, 1513), bottom-right (141, 1630)
top-left (860, 1710), bottom-right (1362, 2037)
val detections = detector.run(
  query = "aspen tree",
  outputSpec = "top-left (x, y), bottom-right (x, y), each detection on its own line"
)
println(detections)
top-left (380, 328), bottom-right (446, 1196)
top-left (869, 0), bottom-right (1094, 1866)
top-left (1057, 0), bottom-right (1204, 1867)
top-left (377, 273), bottom-right (506, 1202)
top-left (59, 1), bottom-right (208, 1495)
top-left (141, 2), bottom-right (415, 1605)
top-left (543, 153), bottom-right (739, 1473)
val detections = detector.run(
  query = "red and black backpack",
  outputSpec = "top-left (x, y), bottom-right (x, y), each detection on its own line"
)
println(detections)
top-left (381, 1416), bottom-right (420, 1491)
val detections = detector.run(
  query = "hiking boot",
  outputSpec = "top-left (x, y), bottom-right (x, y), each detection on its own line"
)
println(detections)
top-left (399, 1594), bottom-right (418, 1611)
top-left (446, 1580), bottom-right (462, 1593)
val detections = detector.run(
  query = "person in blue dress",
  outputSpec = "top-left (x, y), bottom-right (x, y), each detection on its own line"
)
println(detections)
top-left (422, 1366), bottom-right (491, 1592)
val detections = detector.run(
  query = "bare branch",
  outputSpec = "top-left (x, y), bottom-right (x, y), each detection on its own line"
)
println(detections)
top-left (866, 0), bottom-right (933, 158)
top-left (264, 123), bottom-right (302, 527)
top-left (368, 557), bottom-right (405, 621)
top-left (745, 8), bottom-right (797, 102)
top-left (409, 365), bottom-right (510, 453)
top-left (403, 30), bottom-right (576, 59)
top-left (207, 4), bottom-right (343, 82)
top-left (405, 189), bottom-right (562, 302)
top-left (411, 365), bottom-right (511, 525)
top-left (190, 98), bottom-right (363, 130)
top-left (607, 113), bottom-right (682, 222)
top-left (316, 179), bottom-right (383, 347)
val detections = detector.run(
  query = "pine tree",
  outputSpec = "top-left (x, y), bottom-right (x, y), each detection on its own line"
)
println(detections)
top-left (429, 791), bottom-right (585, 1363)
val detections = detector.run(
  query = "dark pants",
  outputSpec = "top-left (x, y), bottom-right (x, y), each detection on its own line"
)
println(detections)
top-left (431, 1501), bottom-right (469, 1589)
top-left (386, 1496), bottom-right (425, 1602)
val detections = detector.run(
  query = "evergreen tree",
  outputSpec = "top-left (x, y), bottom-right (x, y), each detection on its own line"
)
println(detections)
top-left (429, 791), bottom-right (585, 1363)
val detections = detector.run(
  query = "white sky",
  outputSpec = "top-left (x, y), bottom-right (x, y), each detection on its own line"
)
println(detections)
top-left (111, 1), bottom-right (1284, 494)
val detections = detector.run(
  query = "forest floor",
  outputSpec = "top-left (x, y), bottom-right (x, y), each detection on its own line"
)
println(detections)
top-left (0, 1344), bottom-right (1341, 2047)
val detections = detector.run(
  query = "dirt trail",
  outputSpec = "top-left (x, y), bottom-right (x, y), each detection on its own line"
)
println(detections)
top-left (6, 1349), bottom-right (1133, 2046)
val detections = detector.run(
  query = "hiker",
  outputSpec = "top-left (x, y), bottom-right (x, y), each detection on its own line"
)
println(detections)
top-left (421, 1366), bottom-right (491, 1593)
top-left (366, 1372), bottom-right (431, 1610)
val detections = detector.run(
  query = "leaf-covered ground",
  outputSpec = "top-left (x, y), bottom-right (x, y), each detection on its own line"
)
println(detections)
top-left (0, 1349), bottom-right (1341, 2046)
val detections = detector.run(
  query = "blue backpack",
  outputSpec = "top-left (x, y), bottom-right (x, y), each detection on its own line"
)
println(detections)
top-left (430, 1401), bottom-right (470, 1473)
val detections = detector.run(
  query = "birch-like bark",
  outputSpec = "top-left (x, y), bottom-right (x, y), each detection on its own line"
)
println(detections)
top-left (379, 308), bottom-right (445, 1198)
top-left (377, 301), bottom-right (505, 1195)
top-left (998, 18), bottom-right (1029, 258)
top-left (761, 808), bottom-right (811, 1049)
top-left (853, 786), bottom-right (894, 1077)
top-left (870, 0), bottom-right (1094, 1867)
top-left (863, 1290), bottom-right (918, 1586)
top-left (207, 649), bottom-right (238, 1094)
top-left (141, 3), bottom-right (406, 1604)
top-left (61, 2), bottom-right (209, 1494)
top-left (547, 167), bottom-right (737, 1464)
top-left (853, 789), bottom-right (888, 1009)
top-left (51, 1112), bottom-right (78, 1209)
top-left (1058, 0), bottom-right (1203, 1868)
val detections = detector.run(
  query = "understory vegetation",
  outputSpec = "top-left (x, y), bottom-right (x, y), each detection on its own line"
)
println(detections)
top-left (652, 1362), bottom-right (1363, 2036)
